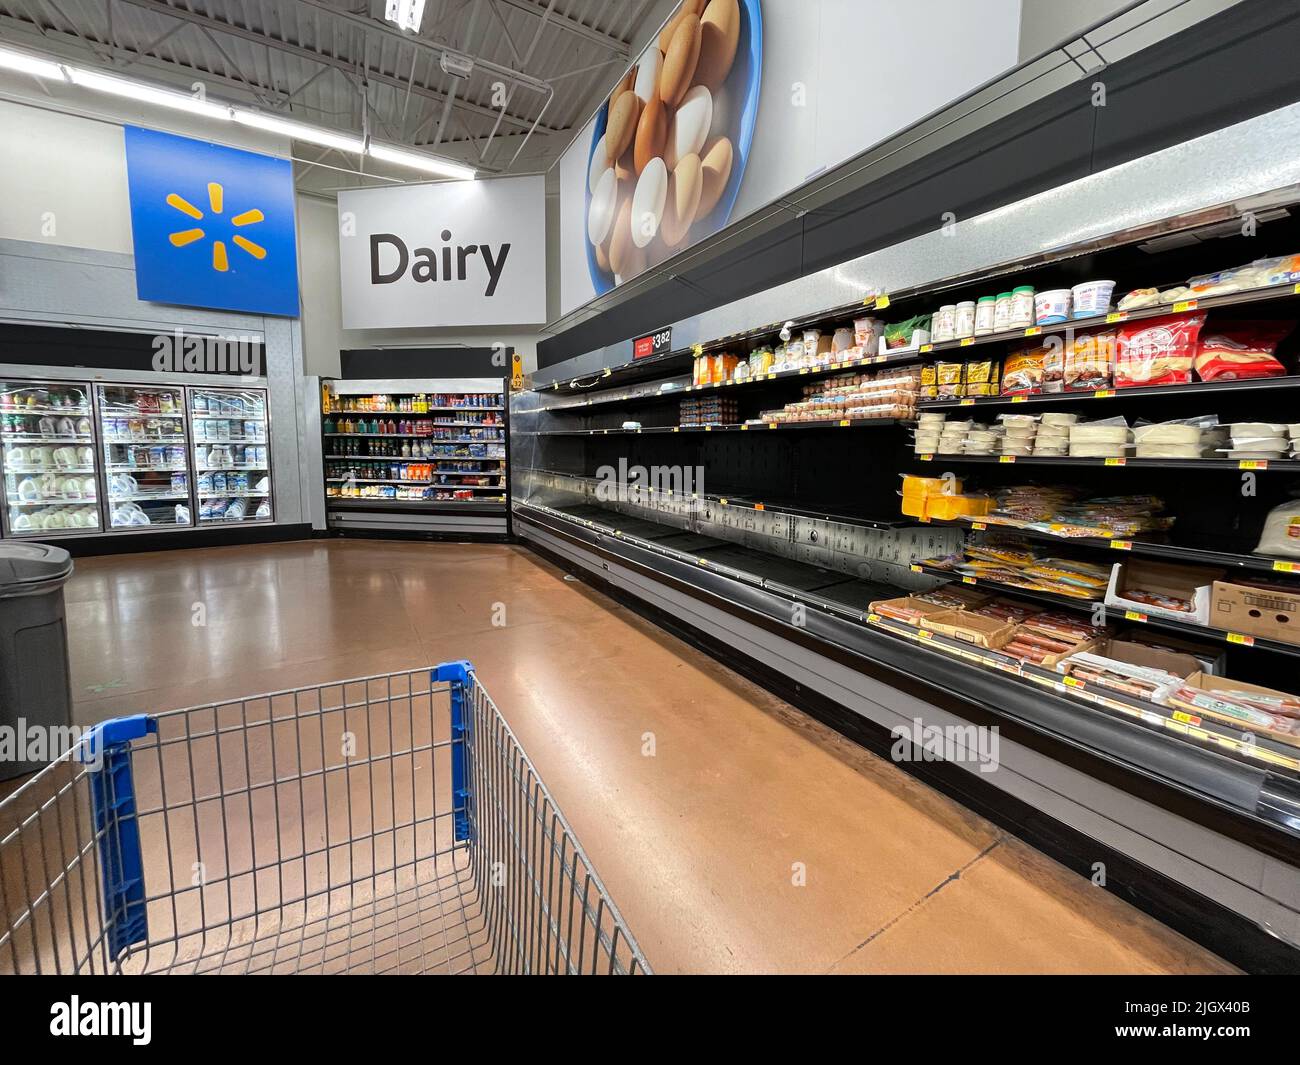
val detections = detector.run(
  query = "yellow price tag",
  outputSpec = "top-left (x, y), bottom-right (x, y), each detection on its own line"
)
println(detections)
top-left (719, 498), bottom-right (728, 505)
top-left (1105, 312), bottom-right (1127, 324)
top-left (692, 344), bottom-right (703, 356)
top-left (917, 629), bottom-right (932, 640)
top-left (1273, 560), bottom-right (1299, 573)
top-left (1110, 540), bottom-right (1132, 551)
top-left (1011, 395), bottom-right (1028, 403)
top-left (1294, 283), bottom-right (1300, 295)
top-left (959, 399), bottom-right (975, 407)
top-left (960, 337), bottom-right (975, 347)
top-left (1124, 610), bottom-right (1148, 623)
top-left (1239, 460), bottom-right (1269, 470)
top-left (910, 564), bottom-right (922, 573)
top-left (602, 367), bottom-right (612, 378)
top-left (1172, 299), bottom-right (1198, 313)
top-left (696, 558), bottom-right (707, 566)
top-left (704, 426), bottom-right (711, 432)
top-left (1093, 389), bottom-right (1115, 399)
top-left (999, 455), bottom-right (1017, 463)
top-left (1063, 676), bottom-right (1082, 688)
top-left (1226, 632), bottom-right (1255, 646)
top-left (799, 368), bottom-right (810, 375)
top-left (875, 294), bottom-right (891, 310)
top-left (971, 522), bottom-right (988, 530)
top-left (920, 343), bottom-right (933, 353)
top-left (740, 424), bottom-right (748, 430)
top-left (768, 422), bottom-right (778, 429)
top-left (1104, 458), bottom-right (1127, 467)
top-left (962, 576), bottom-right (977, 585)
top-left (754, 502), bottom-right (765, 511)
top-left (1023, 326), bottom-right (1042, 337)
top-left (919, 453), bottom-right (934, 461)
top-left (1171, 710), bottom-right (1199, 726)
top-left (867, 613), bottom-right (881, 623)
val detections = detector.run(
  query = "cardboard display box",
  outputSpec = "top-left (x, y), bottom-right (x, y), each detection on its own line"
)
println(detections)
top-left (1166, 671), bottom-right (1300, 749)
top-left (1105, 559), bottom-right (1220, 626)
top-left (925, 609), bottom-right (1017, 649)
top-left (867, 595), bottom-right (953, 626)
top-left (1210, 579), bottom-right (1300, 646)
top-left (1113, 628), bottom-right (1226, 674)
top-left (1082, 637), bottom-right (1207, 680)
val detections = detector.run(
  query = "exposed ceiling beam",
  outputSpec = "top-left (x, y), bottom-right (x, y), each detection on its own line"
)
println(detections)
top-left (492, 0), bottom-right (629, 56)
top-left (291, 0), bottom-right (551, 94)
top-left (100, 0), bottom-right (556, 131)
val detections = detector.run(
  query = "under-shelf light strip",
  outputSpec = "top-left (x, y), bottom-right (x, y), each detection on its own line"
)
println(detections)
top-left (0, 44), bottom-right (475, 181)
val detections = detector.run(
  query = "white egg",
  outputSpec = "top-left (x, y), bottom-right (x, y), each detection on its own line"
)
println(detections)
top-left (588, 168), bottom-right (617, 245)
top-left (630, 157), bottom-right (667, 248)
top-left (665, 85), bottom-right (712, 169)
top-left (633, 48), bottom-right (662, 104)
top-left (588, 134), bottom-right (610, 194)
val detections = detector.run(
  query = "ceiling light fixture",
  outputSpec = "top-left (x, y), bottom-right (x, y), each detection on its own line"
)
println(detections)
top-left (368, 142), bottom-right (477, 181)
top-left (232, 110), bottom-right (366, 154)
top-left (65, 66), bottom-right (233, 122)
top-left (385, 0), bottom-right (428, 33)
top-left (0, 44), bottom-right (65, 79)
top-left (0, 43), bottom-right (476, 181)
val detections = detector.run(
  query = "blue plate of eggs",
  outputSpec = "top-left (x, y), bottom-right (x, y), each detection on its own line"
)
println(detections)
top-left (584, 0), bottom-right (762, 296)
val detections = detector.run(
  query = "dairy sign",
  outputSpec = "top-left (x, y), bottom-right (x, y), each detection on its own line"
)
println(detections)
top-left (338, 174), bottom-right (545, 328)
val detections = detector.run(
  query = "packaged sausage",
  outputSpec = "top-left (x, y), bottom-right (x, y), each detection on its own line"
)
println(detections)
top-left (1115, 314), bottom-right (1206, 388)
top-left (1001, 347), bottom-right (1045, 395)
top-left (1193, 321), bottom-right (1291, 382)
top-left (1064, 329), bottom-right (1116, 391)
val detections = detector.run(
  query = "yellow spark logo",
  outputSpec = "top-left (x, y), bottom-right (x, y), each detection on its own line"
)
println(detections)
top-left (166, 182), bottom-right (266, 272)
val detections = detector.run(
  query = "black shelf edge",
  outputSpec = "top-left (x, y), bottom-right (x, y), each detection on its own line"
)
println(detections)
top-left (932, 517), bottom-right (1300, 578)
top-left (914, 454), bottom-right (1300, 471)
top-left (911, 562), bottom-right (1300, 659)
top-left (325, 498), bottom-right (506, 513)
top-left (921, 374), bottom-right (1300, 410)
top-left (519, 417), bottom-right (908, 437)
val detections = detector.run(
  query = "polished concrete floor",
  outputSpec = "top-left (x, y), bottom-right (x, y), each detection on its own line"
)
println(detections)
top-left (60, 539), bottom-right (1234, 974)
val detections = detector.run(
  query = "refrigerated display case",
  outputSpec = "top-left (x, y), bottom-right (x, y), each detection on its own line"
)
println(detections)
top-left (0, 378), bottom-right (100, 537)
top-left (189, 387), bottom-right (273, 524)
top-left (321, 377), bottom-right (509, 539)
top-left (96, 383), bottom-right (192, 529)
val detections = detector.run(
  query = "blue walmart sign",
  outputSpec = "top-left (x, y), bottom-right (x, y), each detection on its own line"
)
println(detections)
top-left (124, 126), bottom-right (300, 317)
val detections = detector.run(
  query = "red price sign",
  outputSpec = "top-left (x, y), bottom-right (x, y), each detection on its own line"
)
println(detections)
top-left (633, 327), bottom-right (672, 359)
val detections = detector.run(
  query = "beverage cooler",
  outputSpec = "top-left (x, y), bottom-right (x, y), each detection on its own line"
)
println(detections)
top-left (1, 377), bottom-right (275, 541)
top-left (320, 377), bottom-right (509, 540)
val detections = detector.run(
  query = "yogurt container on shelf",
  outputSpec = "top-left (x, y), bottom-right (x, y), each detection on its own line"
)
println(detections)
top-left (1071, 280), bottom-right (1116, 319)
top-left (993, 293), bottom-right (1013, 332)
top-left (1010, 286), bottom-right (1036, 328)
top-left (954, 301), bottom-right (976, 339)
top-left (974, 296), bottom-right (997, 335)
top-left (933, 305), bottom-right (956, 342)
top-left (1034, 289), bottom-right (1072, 325)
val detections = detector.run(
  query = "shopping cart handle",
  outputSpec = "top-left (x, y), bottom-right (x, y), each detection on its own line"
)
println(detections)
top-left (79, 714), bottom-right (158, 764)
top-left (433, 660), bottom-right (475, 685)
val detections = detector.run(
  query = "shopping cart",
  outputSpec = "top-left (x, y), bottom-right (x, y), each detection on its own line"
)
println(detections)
top-left (0, 662), bottom-right (650, 975)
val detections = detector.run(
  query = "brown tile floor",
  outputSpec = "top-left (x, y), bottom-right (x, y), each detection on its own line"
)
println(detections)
top-left (61, 539), bottom-right (1234, 974)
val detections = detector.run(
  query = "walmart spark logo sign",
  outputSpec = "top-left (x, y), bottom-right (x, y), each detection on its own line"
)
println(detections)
top-left (124, 126), bottom-right (300, 316)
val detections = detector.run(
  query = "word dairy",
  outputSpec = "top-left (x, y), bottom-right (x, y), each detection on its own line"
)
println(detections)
top-left (370, 231), bottom-right (511, 297)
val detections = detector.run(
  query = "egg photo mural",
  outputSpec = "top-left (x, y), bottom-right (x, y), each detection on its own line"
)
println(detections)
top-left (584, 0), bottom-right (762, 293)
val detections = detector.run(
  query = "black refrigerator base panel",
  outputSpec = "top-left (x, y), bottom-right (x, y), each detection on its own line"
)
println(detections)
top-left (514, 508), bottom-right (1300, 974)
top-left (49, 522), bottom-right (311, 557)
top-left (326, 506), bottom-right (509, 541)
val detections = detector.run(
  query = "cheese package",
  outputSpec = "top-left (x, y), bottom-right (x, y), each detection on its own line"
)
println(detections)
top-left (936, 362), bottom-right (965, 399)
top-left (965, 360), bottom-right (1000, 397)
top-left (1115, 314), bottom-right (1206, 387)
top-left (1193, 322), bottom-right (1291, 382)
top-left (1064, 330), bottom-right (1116, 391)
top-left (1001, 347), bottom-right (1045, 395)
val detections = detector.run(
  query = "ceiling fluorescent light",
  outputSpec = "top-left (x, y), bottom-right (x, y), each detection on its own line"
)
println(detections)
top-left (66, 67), bottom-right (232, 121)
top-left (368, 142), bottom-right (476, 181)
top-left (385, 0), bottom-right (428, 33)
top-left (0, 45), bottom-right (66, 80)
top-left (232, 110), bottom-right (366, 154)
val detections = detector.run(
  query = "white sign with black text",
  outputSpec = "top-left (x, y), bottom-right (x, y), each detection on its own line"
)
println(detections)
top-left (338, 174), bottom-right (546, 329)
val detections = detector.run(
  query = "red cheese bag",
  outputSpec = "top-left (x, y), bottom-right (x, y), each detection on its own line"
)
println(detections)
top-left (1193, 321), bottom-right (1291, 381)
top-left (1115, 313), bottom-right (1206, 387)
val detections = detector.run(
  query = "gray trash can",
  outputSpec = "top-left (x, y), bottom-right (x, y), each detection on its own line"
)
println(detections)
top-left (0, 543), bottom-right (75, 781)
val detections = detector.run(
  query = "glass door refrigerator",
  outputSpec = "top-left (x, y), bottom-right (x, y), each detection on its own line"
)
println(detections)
top-left (188, 387), bottom-right (272, 524)
top-left (0, 378), bottom-right (101, 537)
top-left (96, 383), bottom-right (193, 530)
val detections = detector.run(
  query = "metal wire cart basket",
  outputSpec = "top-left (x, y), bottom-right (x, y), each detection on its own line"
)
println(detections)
top-left (0, 662), bottom-right (650, 975)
